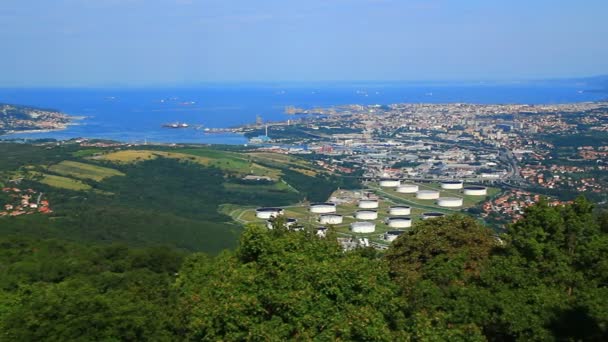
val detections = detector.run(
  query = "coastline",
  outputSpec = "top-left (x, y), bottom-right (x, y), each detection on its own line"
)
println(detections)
top-left (1, 84), bottom-right (605, 144)
top-left (0, 115), bottom-right (85, 137)
top-left (3, 128), bottom-right (67, 135)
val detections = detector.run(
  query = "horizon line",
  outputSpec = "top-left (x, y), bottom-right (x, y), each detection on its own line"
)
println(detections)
top-left (0, 74), bottom-right (606, 89)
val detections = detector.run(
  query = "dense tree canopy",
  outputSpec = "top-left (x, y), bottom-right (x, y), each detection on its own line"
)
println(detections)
top-left (0, 238), bottom-right (183, 340)
top-left (174, 226), bottom-right (405, 340)
top-left (386, 215), bottom-right (497, 289)
top-left (1, 198), bottom-right (607, 340)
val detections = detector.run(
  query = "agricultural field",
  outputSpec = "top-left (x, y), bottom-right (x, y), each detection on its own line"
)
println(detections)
top-left (95, 149), bottom-right (281, 178)
top-left (48, 160), bottom-right (125, 181)
top-left (37, 173), bottom-right (92, 191)
top-left (247, 152), bottom-right (319, 176)
top-left (223, 181), bottom-right (294, 194)
top-left (174, 148), bottom-right (266, 175)
top-left (72, 148), bottom-right (104, 158)
top-left (94, 150), bottom-right (158, 163)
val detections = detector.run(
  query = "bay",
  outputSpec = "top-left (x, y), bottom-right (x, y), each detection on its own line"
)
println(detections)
top-left (0, 82), bottom-right (605, 144)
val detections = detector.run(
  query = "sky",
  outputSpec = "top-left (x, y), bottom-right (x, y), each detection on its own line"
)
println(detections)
top-left (0, 0), bottom-right (607, 86)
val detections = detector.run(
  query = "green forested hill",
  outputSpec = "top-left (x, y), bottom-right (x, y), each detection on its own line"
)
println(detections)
top-left (0, 142), bottom-right (352, 253)
top-left (1, 142), bottom-right (607, 340)
top-left (1, 198), bottom-right (607, 340)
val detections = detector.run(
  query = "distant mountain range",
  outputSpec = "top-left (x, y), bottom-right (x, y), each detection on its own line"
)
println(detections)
top-left (0, 103), bottom-right (71, 134)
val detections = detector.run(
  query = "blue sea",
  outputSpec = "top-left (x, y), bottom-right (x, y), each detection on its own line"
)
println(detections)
top-left (0, 82), bottom-right (605, 144)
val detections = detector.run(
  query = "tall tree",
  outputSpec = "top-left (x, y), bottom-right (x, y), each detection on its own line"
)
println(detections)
top-left (174, 225), bottom-right (405, 340)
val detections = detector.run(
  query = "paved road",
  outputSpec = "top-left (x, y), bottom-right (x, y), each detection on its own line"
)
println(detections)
top-left (499, 148), bottom-right (526, 185)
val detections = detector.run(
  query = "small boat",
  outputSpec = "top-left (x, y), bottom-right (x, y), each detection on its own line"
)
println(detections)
top-left (162, 122), bottom-right (189, 128)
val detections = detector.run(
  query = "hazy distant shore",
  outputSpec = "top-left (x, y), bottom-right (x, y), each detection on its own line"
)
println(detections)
top-left (0, 117), bottom-right (85, 137)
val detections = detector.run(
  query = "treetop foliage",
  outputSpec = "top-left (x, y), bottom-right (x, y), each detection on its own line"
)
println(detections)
top-left (1, 197), bottom-right (607, 340)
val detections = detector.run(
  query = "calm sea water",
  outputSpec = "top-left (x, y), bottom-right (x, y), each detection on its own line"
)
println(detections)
top-left (0, 83), bottom-right (605, 144)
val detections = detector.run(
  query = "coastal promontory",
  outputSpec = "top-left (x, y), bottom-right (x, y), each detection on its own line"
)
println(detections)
top-left (0, 103), bottom-right (71, 134)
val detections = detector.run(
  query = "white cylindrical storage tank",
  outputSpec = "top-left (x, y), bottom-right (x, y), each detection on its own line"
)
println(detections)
top-left (437, 197), bottom-right (464, 208)
top-left (256, 207), bottom-right (284, 219)
top-left (316, 227), bottom-right (328, 237)
top-left (266, 218), bottom-right (297, 229)
top-left (358, 199), bottom-right (379, 209)
top-left (290, 225), bottom-right (305, 232)
top-left (416, 190), bottom-right (440, 200)
top-left (355, 210), bottom-right (378, 220)
top-left (396, 184), bottom-right (419, 193)
top-left (389, 205), bottom-right (411, 216)
top-left (386, 217), bottom-right (412, 229)
top-left (350, 221), bottom-right (376, 233)
top-left (310, 202), bottom-right (337, 214)
top-left (384, 230), bottom-right (405, 242)
top-left (463, 186), bottom-right (488, 196)
top-left (422, 212), bottom-right (445, 220)
top-left (441, 180), bottom-right (464, 190)
top-left (379, 178), bottom-right (401, 188)
top-left (319, 214), bottom-right (343, 225)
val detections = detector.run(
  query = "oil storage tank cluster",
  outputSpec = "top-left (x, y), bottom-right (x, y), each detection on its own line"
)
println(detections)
top-left (350, 221), bottom-right (376, 233)
top-left (396, 184), bottom-right (419, 194)
top-left (422, 212), bottom-right (445, 220)
top-left (386, 217), bottom-right (412, 229)
top-left (319, 214), bottom-right (343, 225)
top-left (379, 178), bottom-right (401, 188)
top-left (389, 205), bottom-right (411, 216)
top-left (437, 197), bottom-right (464, 208)
top-left (256, 207), bottom-right (284, 219)
top-left (441, 180), bottom-right (464, 190)
top-left (355, 210), bottom-right (378, 220)
top-left (310, 202), bottom-right (337, 214)
top-left (358, 199), bottom-right (379, 209)
top-left (416, 190), bottom-right (440, 200)
top-left (463, 186), bottom-right (488, 196)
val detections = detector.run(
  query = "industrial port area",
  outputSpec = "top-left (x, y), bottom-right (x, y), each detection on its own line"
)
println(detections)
top-left (228, 100), bottom-right (608, 247)
top-left (243, 101), bottom-right (608, 190)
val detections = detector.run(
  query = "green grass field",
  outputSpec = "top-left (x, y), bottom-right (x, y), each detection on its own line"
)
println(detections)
top-left (48, 161), bottom-right (125, 181)
top-left (97, 149), bottom-right (282, 178)
top-left (223, 181), bottom-right (294, 193)
top-left (95, 148), bottom-right (329, 180)
top-left (38, 174), bottom-right (92, 191)
top-left (72, 149), bottom-right (104, 158)
top-left (247, 152), bottom-right (319, 176)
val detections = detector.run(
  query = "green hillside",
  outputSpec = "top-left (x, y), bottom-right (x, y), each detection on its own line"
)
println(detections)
top-left (0, 142), bottom-right (349, 253)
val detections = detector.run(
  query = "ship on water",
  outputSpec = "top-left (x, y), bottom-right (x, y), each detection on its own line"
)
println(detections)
top-left (162, 122), bottom-right (189, 128)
